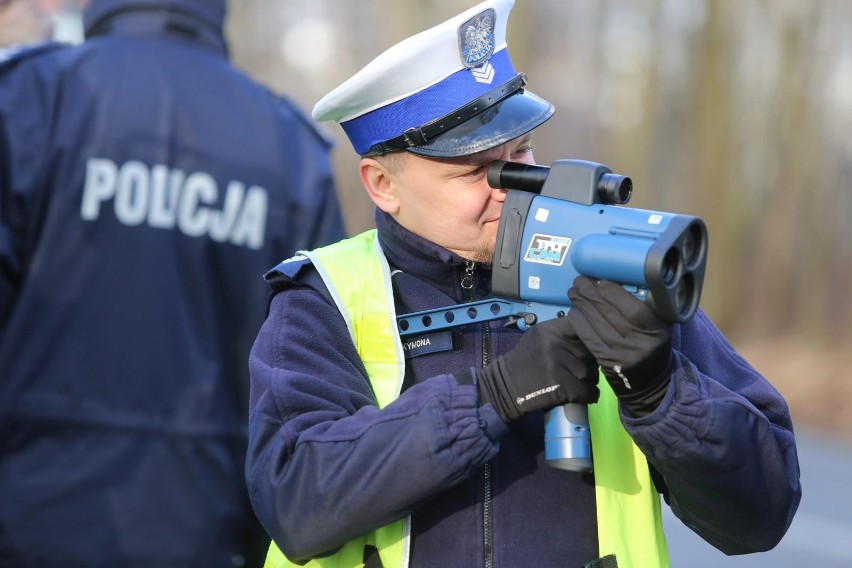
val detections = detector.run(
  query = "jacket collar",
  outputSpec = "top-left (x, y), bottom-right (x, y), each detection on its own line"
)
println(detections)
top-left (375, 209), bottom-right (492, 301)
top-left (84, 8), bottom-right (227, 56)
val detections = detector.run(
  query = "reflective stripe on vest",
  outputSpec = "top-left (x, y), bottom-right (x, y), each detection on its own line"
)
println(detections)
top-left (265, 230), bottom-right (668, 568)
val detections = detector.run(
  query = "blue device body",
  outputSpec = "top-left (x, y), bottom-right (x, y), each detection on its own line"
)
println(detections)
top-left (492, 164), bottom-right (707, 324)
top-left (397, 160), bottom-right (708, 472)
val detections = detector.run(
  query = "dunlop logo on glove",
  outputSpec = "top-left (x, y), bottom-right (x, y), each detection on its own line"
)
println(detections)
top-left (516, 384), bottom-right (561, 405)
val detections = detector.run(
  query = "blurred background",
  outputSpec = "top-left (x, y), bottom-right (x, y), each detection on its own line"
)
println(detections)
top-left (3, 0), bottom-right (851, 565)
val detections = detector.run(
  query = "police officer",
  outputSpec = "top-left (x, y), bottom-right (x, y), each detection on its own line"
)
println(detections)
top-left (0, 1), bottom-right (345, 566)
top-left (246, 1), bottom-right (801, 567)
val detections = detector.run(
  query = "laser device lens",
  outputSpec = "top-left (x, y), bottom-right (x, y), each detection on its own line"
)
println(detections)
top-left (682, 223), bottom-right (704, 268)
top-left (661, 247), bottom-right (681, 285)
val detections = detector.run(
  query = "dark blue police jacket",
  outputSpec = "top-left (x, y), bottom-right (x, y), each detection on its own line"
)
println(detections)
top-left (0, 2), bottom-right (346, 566)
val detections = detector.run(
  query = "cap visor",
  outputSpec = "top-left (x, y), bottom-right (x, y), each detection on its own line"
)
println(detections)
top-left (406, 89), bottom-right (554, 158)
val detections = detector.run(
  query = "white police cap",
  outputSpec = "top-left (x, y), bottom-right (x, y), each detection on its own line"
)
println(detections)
top-left (312, 0), bottom-right (554, 158)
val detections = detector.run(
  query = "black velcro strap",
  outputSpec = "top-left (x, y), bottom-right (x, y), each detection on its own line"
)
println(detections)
top-left (363, 545), bottom-right (383, 568)
top-left (453, 367), bottom-right (475, 386)
top-left (585, 554), bottom-right (618, 568)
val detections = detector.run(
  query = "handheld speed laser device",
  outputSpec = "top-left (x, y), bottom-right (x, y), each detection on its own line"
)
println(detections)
top-left (397, 159), bottom-right (708, 473)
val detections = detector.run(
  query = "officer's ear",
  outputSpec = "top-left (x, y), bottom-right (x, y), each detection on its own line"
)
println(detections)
top-left (359, 156), bottom-right (400, 214)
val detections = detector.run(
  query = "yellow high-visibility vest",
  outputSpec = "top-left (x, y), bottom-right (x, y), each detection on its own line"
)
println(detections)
top-left (265, 230), bottom-right (669, 568)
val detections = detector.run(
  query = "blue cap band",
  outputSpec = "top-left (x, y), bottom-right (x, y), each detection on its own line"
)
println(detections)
top-left (341, 49), bottom-right (516, 155)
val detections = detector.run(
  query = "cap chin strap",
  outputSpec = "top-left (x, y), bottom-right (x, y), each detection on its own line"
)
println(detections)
top-left (362, 73), bottom-right (528, 157)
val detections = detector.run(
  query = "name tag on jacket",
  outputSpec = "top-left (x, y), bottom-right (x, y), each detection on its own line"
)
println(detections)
top-left (401, 331), bottom-right (456, 359)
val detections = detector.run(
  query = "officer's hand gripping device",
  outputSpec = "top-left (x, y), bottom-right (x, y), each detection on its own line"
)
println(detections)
top-left (396, 159), bottom-right (708, 473)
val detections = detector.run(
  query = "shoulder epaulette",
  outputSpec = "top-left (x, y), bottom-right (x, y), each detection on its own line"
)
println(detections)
top-left (263, 255), bottom-right (313, 295)
top-left (263, 254), bottom-right (334, 305)
top-left (264, 255), bottom-right (312, 282)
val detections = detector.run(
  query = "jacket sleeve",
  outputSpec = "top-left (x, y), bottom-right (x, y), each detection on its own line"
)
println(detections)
top-left (245, 283), bottom-right (506, 562)
top-left (0, 85), bottom-right (17, 334)
top-left (621, 309), bottom-right (801, 555)
top-left (0, 52), bottom-right (52, 337)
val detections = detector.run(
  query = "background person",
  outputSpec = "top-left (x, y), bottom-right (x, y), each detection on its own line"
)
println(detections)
top-left (0, 0), bottom-right (345, 565)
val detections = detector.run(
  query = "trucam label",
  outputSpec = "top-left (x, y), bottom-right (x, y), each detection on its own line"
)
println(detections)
top-left (524, 234), bottom-right (572, 266)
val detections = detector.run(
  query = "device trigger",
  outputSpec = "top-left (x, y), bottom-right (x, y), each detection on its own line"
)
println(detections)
top-left (508, 312), bottom-right (538, 330)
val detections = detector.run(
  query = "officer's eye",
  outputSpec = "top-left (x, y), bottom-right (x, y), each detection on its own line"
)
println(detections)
top-left (462, 164), bottom-right (487, 179)
top-left (513, 145), bottom-right (534, 158)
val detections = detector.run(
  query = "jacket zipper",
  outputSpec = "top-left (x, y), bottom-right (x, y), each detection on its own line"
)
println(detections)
top-left (461, 260), bottom-right (494, 568)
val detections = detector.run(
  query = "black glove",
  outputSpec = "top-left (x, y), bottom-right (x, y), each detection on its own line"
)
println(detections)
top-left (566, 276), bottom-right (673, 416)
top-left (463, 315), bottom-right (600, 424)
